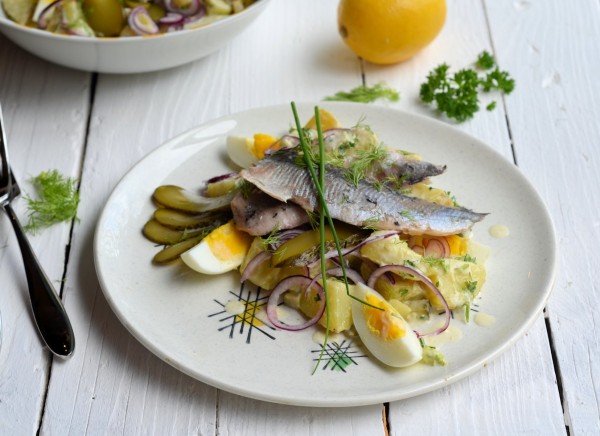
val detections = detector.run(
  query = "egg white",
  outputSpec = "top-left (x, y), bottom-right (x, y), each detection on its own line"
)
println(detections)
top-left (226, 135), bottom-right (257, 169)
top-left (181, 239), bottom-right (243, 275)
top-left (352, 283), bottom-right (423, 367)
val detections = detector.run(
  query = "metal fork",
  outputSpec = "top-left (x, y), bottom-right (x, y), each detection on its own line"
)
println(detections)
top-left (0, 104), bottom-right (75, 358)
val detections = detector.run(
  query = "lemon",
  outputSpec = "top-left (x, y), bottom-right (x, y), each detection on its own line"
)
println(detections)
top-left (337, 0), bottom-right (447, 65)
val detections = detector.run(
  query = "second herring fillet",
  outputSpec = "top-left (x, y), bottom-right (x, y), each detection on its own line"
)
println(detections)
top-left (240, 152), bottom-right (486, 236)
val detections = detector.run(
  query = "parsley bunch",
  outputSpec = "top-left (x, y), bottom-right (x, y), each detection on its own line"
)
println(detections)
top-left (420, 51), bottom-right (515, 122)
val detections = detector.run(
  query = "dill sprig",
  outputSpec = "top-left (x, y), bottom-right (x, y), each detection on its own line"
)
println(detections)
top-left (24, 170), bottom-right (80, 234)
top-left (324, 82), bottom-right (400, 104)
top-left (345, 145), bottom-right (387, 187)
top-left (259, 226), bottom-right (282, 252)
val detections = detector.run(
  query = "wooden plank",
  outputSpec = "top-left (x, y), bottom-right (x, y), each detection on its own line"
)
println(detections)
top-left (360, 0), bottom-right (565, 432)
top-left (484, 0), bottom-right (600, 433)
top-left (218, 392), bottom-right (385, 435)
top-left (40, 1), bottom-right (384, 433)
top-left (0, 37), bottom-right (91, 434)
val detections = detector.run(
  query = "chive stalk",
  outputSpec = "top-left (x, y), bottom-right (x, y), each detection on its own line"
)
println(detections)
top-left (291, 103), bottom-right (385, 373)
top-left (290, 103), bottom-right (383, 311)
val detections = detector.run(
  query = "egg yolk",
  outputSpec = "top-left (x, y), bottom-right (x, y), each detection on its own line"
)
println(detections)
top-left (363, 293), bottom-right (406, 340)
top-left (205, 221), bottom-right (252, 261)
top-left (252, 133), bottom-right (278, 159)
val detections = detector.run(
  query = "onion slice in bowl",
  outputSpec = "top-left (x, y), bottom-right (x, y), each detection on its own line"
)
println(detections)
top-left (367, 264), bottom-right (451, 337)
top-left (158, 12), bottom-right (185, 26)
top-left (164, 0), bottom-right (203, 17)
top-left (266, 276), bottom-right (325, 331)
top-left (37, 0), bottom-right (62, 29)
top-left (129, 6), bottom-right (159, 35)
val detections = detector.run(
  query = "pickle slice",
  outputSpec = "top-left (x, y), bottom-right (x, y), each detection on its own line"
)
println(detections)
top-left (153, 185), bottom-right (235, 213)
top-left (152, 235), bottom-right (204, 264)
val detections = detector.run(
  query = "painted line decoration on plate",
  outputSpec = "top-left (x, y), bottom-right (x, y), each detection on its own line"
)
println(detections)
top-left (209, 284), bottom-right (276, 343)
top-left (311, 339), bottom-right (367, 372)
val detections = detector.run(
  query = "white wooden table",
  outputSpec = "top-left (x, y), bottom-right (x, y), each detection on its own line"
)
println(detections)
top-left (0, 0), bottom-right (597, 434)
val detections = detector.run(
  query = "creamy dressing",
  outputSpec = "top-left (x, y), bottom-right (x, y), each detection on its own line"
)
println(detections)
top-left (489, 224), bottom-right (510, 238)
top-left (224, 300), bottom-right (245, 315)
top-left (474, 312), bottom-right (496, 327)
top-left (424, 324), bottom-right (463, 348)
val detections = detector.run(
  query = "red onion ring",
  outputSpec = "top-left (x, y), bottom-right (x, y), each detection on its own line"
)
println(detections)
top-left (269, 228), bottom-right (306, 251)
top-left (240, 251), bottom-right (271, 283)
top-left (322, 128), bottom-right (352, 140)
top-left (264, 135), bottom-right (300, 155)
top-left (266, 276), bottom-right (325, 331)
top-left (367, 265), bottom-right (451, 337)
top-left (308, 267), bottom-right (365, 290)
top-left (183, 6), bottom-right (207, 23)
top-left (409, 236), bottom-right (451, 258)
top-left (37, 0), bottom-right (62, 29)
top-left (129, 6), bottom-right (159, 35)
top-left (424, 239), bottom-right (446, 258)
top-left (164, 0), bottom-right (203, 16)
top-left (307, 231), bottom-right (400, 269)
top-left (158, 12), bottom-right (185, 25)
top-left (205, 172), bottom-right (238, 184)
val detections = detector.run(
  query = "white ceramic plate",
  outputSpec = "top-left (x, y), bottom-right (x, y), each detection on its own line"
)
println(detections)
top-left (94, 103), bottom-right (557, 407)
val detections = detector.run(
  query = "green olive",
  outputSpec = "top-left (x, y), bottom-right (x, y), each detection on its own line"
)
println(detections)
top-left (147, 4), bottom-right (166, 22)
top-left (82, 0), bottom-right (124, 37)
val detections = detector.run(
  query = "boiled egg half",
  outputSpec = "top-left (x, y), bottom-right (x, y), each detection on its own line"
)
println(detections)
top-left (227, 133), bottom-right (277, 169)
top-left (181, 221), bottom-right (252, 275)
top-left (352, 283), bottom-right (422, 367)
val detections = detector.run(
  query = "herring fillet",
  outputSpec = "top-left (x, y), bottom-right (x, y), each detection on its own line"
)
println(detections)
top-left (240, 152), bottom-right (486, 236)
top-left (231, 189), bottom-right (308, 235)
top-left (365, 149), bottom-right (446, 186)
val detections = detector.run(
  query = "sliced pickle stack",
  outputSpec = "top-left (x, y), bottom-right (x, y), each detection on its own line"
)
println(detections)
top-left (142, 176), bottom-right (241, 264)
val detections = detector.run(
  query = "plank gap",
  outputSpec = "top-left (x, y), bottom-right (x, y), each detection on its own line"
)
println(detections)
top-left (383, 402), bottom-right (390, 436)
top-left (479, 0), bottom-right (519, 166)
top-left (35, 72), bottom-right (97, 435)
top-left (57, 72), bottom-right (98, 300)
top-left (35, 354), bottom-right (54, 436)
top-left (544, 312), bottom-right (571, 435)
top-left (215, 389), bottom-right (221, 436)
top-left (359, 58), bottom-right (366, 86)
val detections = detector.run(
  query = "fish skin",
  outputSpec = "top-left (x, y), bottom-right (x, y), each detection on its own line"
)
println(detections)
top-left (364, 149), bottom-right (446, 186)
top-left (240, 151), bottom-right (486, 236)
top-left (231, 189), bottom-right (308, 236)
top-left (320, 127), bottom-right (446, 185)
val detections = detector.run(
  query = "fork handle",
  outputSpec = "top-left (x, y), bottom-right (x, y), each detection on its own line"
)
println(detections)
top-left (4, 203), bottom-right (75, 357)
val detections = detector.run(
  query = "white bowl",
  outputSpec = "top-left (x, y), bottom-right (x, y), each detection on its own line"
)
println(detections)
top-left (0, 0), bottom-right (270, 74)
